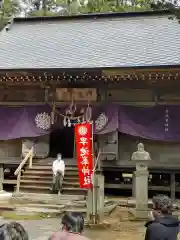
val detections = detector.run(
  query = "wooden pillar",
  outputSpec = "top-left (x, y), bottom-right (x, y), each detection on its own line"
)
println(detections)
top-left (170, 172), bottom-right (176, 201)
top-left (0, 164), bottom-right (4, 191)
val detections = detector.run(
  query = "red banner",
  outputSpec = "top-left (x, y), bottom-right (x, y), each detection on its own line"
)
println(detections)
top-left (75, 123), bottom-right (93, 189)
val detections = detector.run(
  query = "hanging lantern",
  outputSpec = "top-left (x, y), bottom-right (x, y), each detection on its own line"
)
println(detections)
top-left (51, 111), bottom-right (54, 125)
top-left (85, 104), bottom-right (92, 122)
top-left (63, 117), bottom-right (67, 127)
top-left (68, 119), bottom-right (71, 127)
top-left (51, 101), bottom-right (56, 125)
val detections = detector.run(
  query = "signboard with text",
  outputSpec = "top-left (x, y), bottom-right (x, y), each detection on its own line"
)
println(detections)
top-left (75, 123), bottom-right (93, 188)
top-left (56, 88), bottom-right (97, 102)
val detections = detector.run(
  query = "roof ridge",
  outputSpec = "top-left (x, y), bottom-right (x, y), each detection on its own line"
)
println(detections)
top-left (13, 10), bottom-right (171, 23)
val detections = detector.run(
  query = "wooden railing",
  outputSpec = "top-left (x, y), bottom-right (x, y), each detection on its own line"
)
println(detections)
top-left (14, 147), bottom-right (34, 193)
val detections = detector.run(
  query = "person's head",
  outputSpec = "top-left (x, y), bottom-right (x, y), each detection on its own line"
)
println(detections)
top-left (137, 143), bottom-right (144, 152)
top-left (151, 194), bottom-right (172, 219)
top-left (57, 153), bottom-right (62, 161)
top-left (61, 212), bottom-right (84, 234)
top-left (0, 222), bottom-right (28, 240)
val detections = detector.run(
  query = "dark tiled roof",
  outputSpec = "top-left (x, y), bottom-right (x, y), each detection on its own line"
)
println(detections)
top-left (0, 11), bottom-right (179, 70)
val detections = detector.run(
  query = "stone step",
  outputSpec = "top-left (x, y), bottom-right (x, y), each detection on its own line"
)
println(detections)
top-left (18, 184), bottom-right (86, 195)
top-left (15, 206), bottom-right (62, 214)
top-left (18, 202), bottom-right (86, 210)
top-left (21, 175), bottom-right (78, 181)
top-left (62, 188), bottom-right (87, 196)
top-left (21, 175), bottom-right (52, 180)
top-left (23, 170), bottom-right (52, 176)
top-left (24, 170), bottom-right (78, 176)
top-left (19, 185), bottom-right (86, 192)
top-left (30, 166), bottom-right (78, 171)
top-left (12, 192), bottom-right (85, 201)
top-left (20, 179), bottom-right (80, 187)
top-left (20, 179), bottom-right (51, 185)
top-left (16, 203), bottom-right (65, 210)
top-left (64, 208), bottom-right (86, 214)
top-left (64, 176), bottom-right (79, 181)
top-left (19, 185), bottom-right (51, 193)
top-left (3, 179), bottom-right (17, 184)
top-left (0, 204), bottom-right (15, 211)
top-left (19, 188), bottom-right (51, 194)
top-left (63, 182), bottom-right (80, 187)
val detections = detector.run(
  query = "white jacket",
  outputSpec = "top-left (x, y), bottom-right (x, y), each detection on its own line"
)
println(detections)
top-left (52, 159), bottom-right (65, 176)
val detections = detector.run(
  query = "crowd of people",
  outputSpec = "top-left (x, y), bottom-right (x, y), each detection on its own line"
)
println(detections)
top-left (0, 212), bottom-right (90, 240)
top-left (0, 194), bottom-right (179, 240)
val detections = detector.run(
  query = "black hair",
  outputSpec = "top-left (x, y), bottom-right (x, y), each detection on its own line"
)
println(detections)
top-left (152, 194), bottom-right (172, 214)
top-left (61, 212), bottom-right (84, 234)
top-left (0, 222), bottom-right (28, 240)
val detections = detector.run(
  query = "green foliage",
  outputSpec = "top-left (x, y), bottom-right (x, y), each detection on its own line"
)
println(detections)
top-left (78, 0), bottom-right (151, 13)
top-left (0, 0), bottom-right (177, 29)
top-left (0, 0), bottom-right (21, 30)
top-left (150, 0), bottom-right (180, 23)
top-left (29, 10), bottom-right (58, 16)
top-left (0, 0), bottom-right (21, 18)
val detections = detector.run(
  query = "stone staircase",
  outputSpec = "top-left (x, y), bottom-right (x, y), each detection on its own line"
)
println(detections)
top-left (18, 163), bottom-right (87, 196)
top-left (11, 193), bottom-right (87, 216)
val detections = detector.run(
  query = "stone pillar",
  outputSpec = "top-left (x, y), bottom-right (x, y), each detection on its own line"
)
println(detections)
top-left (134, 163), bottom-right (149, 219)
top-left (131, 143), bottom-right (150, 220)
top-left (96, 173), bottom-right (104, 222)
top-left (86, 189), bottom-right (93, 222)
top-left (132, 172), bottom-right (136, 198)
top-left (86, 172), bottom-right (105, 224)
top-left (0, 164), bottom-right (4, 191)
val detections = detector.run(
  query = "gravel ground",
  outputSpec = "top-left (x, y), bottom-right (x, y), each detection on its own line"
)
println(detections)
top-left (0, 208), bottom-right (146, 240)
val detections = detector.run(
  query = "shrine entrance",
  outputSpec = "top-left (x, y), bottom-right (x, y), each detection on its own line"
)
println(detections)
top-left (49, 127), bottom-right (74, 158)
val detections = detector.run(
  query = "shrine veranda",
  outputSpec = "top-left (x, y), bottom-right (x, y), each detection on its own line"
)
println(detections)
top-left (1, 10), bottom-right (180, 197)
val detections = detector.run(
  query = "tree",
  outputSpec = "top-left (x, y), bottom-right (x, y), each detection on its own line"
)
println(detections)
top-left (0, 0), bottom-right (21, 30)
top-left (150, 0), bottom-right (180, 23)
top-left (27, 0), bottom-right (153, 16)
top-left (78, 0), bottom-right (152, 13)
top-left (0, 0), bottom-right (160, 29)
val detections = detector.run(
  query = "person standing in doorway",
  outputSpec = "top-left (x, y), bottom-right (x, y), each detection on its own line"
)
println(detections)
top-left (52, 153), bottom-right (65, 194)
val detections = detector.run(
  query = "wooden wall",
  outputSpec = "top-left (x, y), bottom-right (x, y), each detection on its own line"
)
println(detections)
top-left (0, 139), bottom-right (22, 158)
top-left (0, 86), bottom-right (180, 163)
top-left (22, 135), bottom-right (50, 159)
top-left (0, 86), bottom-right (45, 102)
top-left (118, 134), bottom-right (180, 164)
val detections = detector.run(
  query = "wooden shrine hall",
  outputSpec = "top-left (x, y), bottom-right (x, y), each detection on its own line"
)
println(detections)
top-left (0, 10), bottom-right (180, 197)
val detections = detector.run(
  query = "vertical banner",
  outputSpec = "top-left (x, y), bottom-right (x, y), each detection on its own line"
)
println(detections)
top-left (75, 123), bottom-right (93, 188)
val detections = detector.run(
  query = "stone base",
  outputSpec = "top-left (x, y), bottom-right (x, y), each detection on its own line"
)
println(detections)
top-left (130, 208), bottom-right (149, 220)
top-left (0, 191), bottom-right (12, 201)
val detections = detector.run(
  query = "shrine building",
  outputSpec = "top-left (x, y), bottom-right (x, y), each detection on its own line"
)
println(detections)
top-left (0, 10), bottom-right (180, 197)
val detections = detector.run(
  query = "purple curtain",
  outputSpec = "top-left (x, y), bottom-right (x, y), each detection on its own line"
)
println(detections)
top-left (93, 104), bottom-right (180, 141)
top-left (1, 104), bottom-right (180, 141)
top-left (0, 105), bottom-right (51, 140)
